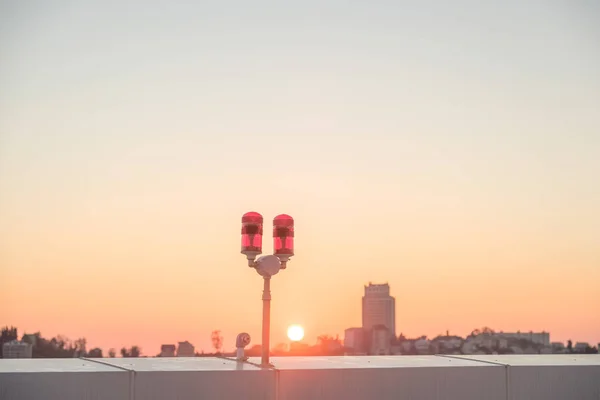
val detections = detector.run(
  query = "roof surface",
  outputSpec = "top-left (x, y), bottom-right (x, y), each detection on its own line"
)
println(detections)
top-left (0, 358), bottom-right (121, 373)
top-left (454, 354), bottom-right (600, 366)
top-left (94, 357), bottom-right (263, 371)
top-left (249, 355), bottom-right (500, 369)
top-left (4, 355), bottom-right (597, 373)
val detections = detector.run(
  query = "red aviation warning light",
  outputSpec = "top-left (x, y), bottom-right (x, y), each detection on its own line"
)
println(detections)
top-left (239, 211), bottom-right (296, 368)
top-left (273, 214), bottom-right (294, 264)
top-left (241, 212), bottom-right (263, 260)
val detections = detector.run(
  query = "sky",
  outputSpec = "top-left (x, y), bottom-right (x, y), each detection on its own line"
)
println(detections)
top-left (1, 0), bottom-right (599, 355)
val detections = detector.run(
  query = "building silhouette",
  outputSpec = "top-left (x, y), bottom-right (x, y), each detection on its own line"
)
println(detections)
top-left (370, 325), bottom-right (392, 355)
top-left (2, 340), bottom-right (32, 358)
top-left (176, 341), bottom-right (195, 357)
top-left (496, 331), bottom-right (550, 346)
top-left (160, 344), bottom-right (176, 357)
top-left (343, 328), bottom-right (365, 354)
top-left (362, 283), bottom-right (396, 337)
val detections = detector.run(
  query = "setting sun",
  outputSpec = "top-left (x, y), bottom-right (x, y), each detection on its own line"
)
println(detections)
top-left (287, 325), bottom-right (304, 342)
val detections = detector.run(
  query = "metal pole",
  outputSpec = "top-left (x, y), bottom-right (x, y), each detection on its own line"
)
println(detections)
top-left (261, 276), bottom-right (271, 367)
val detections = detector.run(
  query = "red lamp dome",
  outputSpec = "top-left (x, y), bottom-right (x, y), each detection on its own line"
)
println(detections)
top-left (273, 214), bottom-right (294, 259)
top-left (241, 212), bottom-right (263, 257)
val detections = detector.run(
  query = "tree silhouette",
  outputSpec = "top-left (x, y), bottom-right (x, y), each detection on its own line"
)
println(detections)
top-left (121, 346), bottom-right (141, 358)
top-left (74, 338), bottom-right (87, 357)
top-left (108, 348), bottom-right (116, 358)
top-left (21, 332), bottom-right (79, 358)
top-left (1, 326), bottom-right (18, 342)
top-left (87, 348), bottom-right (103, 358)
top-left (211, 330), bottom-right (223, 355)
top-left (567, 340), bottom-right (573, 354)
top-left (317, 334), bottom-right (333, 344)
top-left (130, 346), bottom-right (141, 357)
top-left (317, 335), bottom-right (343, 355)
top-left (1, 326), bottom-right (18, 358)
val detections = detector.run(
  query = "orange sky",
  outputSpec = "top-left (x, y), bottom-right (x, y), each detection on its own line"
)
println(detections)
top-left (1, 1), bottom-right (599, 354)
top-left (2, 202), bottom-right (599, 354)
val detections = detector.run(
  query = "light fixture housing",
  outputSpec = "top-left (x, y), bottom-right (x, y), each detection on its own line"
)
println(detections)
top-left (273, 214), bottom-right (294, 264)
top-left (241, 211), bottom-right (263, 261)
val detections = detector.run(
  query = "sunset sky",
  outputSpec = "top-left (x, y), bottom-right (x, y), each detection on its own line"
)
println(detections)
top-left (1, 0), bottom-right (599, 354)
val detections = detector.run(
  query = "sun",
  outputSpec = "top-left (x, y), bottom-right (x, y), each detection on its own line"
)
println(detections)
top-left (287, 325), bottom-right (305, 342)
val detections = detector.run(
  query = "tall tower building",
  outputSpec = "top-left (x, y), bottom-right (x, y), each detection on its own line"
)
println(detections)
top-left (362, 283), bottom-right (396, 337)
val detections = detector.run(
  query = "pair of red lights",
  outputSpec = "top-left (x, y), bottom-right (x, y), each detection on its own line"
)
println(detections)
top-left (241, 212), bottom-right (294, 261)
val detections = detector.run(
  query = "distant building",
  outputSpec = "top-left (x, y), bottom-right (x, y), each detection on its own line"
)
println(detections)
top-left (414, 338), bottom-right (430, 355)
top-left (362, 283), bottom-right (396, 337)
top-left (469, 333), bottom-right (508, 351)
top-left (432, 335), bottom-right (463, 352)
top-left (390, 343), bottom-right (403, 355)
top-left (370, 325), bottom-right (391, 355)
top-left (551, 342), bottom-right (565, 353)
top-left (496, 331), bottom-right (550, 346)
top-left (177, 341), bottom-right (195, 357)
top-left (22, 334), bottom-right (37, 347)
top-left (574, 342), bottom-right (590, 353)
top-left (160, 344), bottom-right (176, 357)
top-left (526, 346), bottom-right (539, 354)
top-left (344, 328), bottom-right (365, 354)
top-left (400, 340), bottom-right (413, 354)
top-left (2, 340), bottom-right (32, 359)
top-left (473, 334), bottom-right (494, 349)
top-left (462, 340), bottom-right (477, 355)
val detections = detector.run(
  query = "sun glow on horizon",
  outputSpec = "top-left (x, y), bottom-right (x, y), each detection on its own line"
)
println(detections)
top-left (287, 325), bottom-right (304, 342)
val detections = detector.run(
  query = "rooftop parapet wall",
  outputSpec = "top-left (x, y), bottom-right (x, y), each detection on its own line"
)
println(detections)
top-left (1, 355), bottom-right (599, 400)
